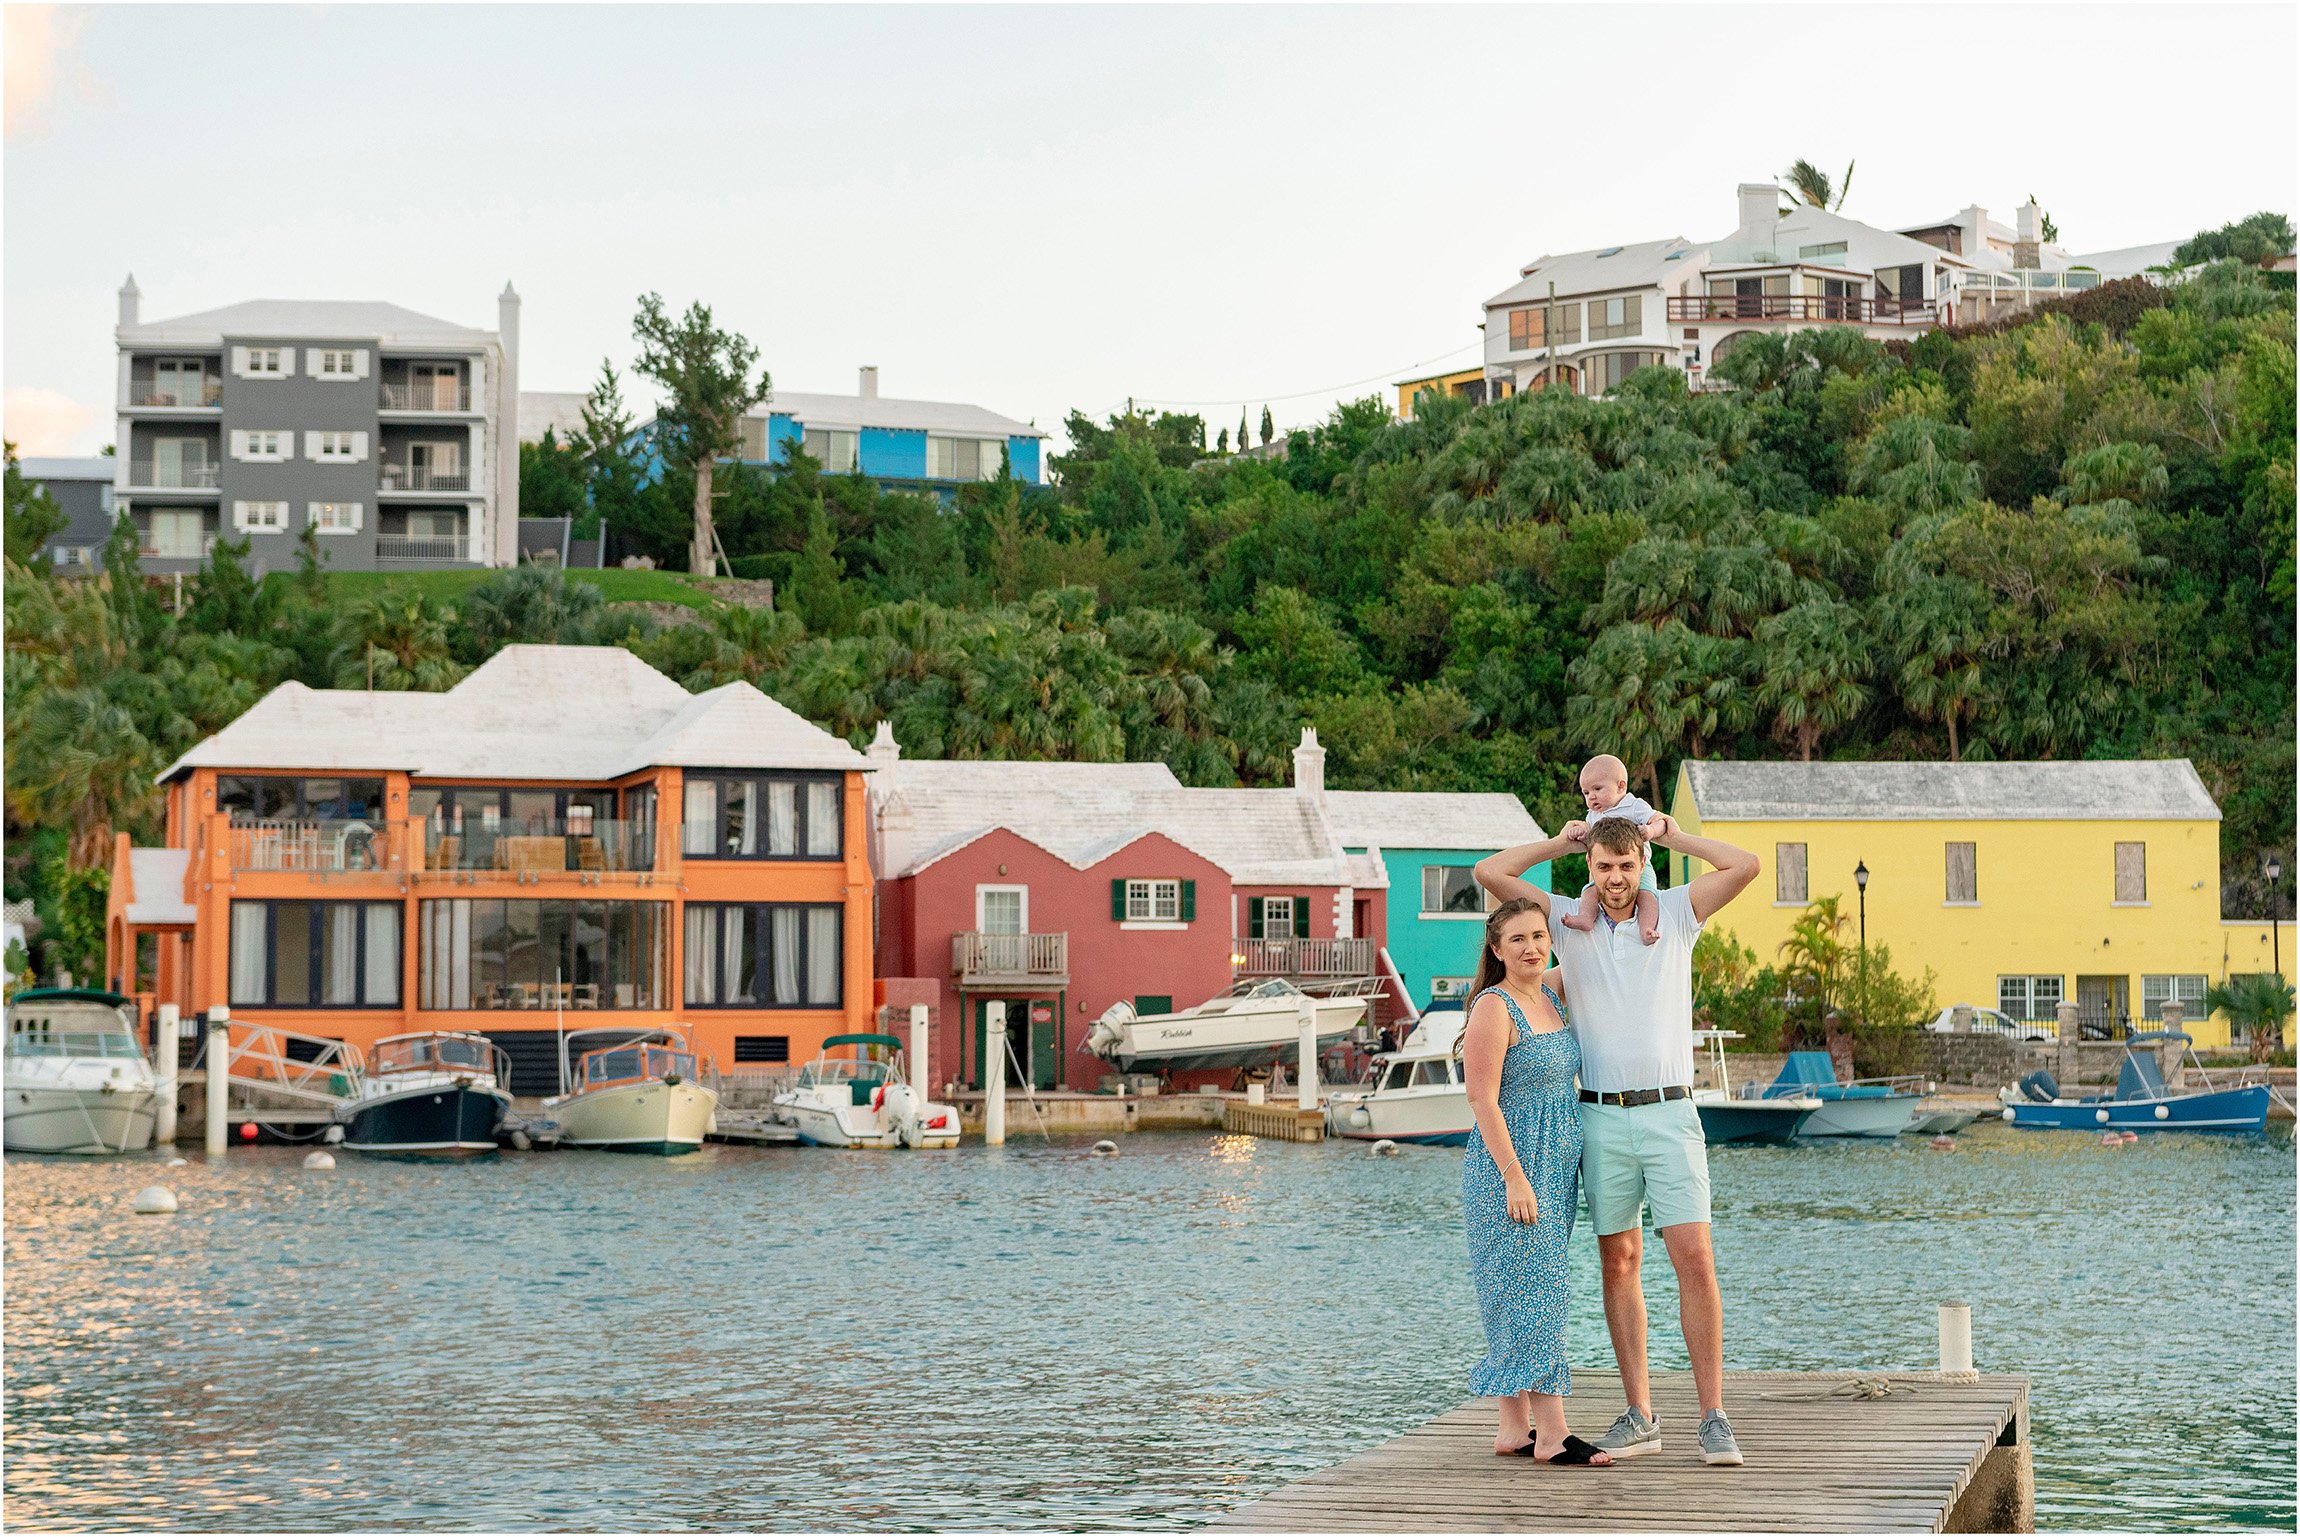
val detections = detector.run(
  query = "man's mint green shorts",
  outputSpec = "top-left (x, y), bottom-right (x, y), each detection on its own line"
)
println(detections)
top-left (1578, 1096), bottom-right (1712, 1236)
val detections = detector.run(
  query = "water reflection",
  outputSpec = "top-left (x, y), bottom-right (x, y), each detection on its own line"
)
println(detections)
top-left (3, 1124), bottom-right (2292, 1530)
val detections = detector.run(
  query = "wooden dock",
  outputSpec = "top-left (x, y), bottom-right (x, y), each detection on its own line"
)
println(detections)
top-left (1212, 1369), bottom-right (2032, 1533)
top-left (1220, 1099), bottom-right (1326, 1142)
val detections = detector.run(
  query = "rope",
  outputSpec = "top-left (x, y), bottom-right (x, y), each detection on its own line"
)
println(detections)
top-left (1756, 1371), bottom-right (1978, 1402)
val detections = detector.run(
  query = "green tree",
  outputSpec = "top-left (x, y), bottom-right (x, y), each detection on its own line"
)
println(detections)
top-left (2171, 212), bottom-right (2296, 269)
top-left (1781, 157), bottom-right (1854, 212)
top-left (1260, 405), bottom-right (1274, 446)
top-left (1752, 599), bottom-right (1870, 760)
top-left (632, 294), bottom-right (770, 576)
top-left (332, 585), bottom-right (467, 691)
top-left (4, 444), bottom-right (67, 568)
top-left (2205, 973), bottom-right (2294, 1062)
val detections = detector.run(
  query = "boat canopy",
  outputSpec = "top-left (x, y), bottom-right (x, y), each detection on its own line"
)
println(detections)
top-left (2115, 1049), bottom-right (2170, 1102)
top-left (1772, 1052), bottom-right (1841, 1088)
top-left (9, 987), bottom-right (133, 1010)
top-left (582, 1043), bottom-right (697, 1087)
top-left (823, 1033), bottom-right (905, 1053)
top-left (373, 1033), bottom-right (497, 1076)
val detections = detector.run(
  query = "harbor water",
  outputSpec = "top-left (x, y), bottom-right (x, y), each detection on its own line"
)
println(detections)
top-left (5, 1122), bottom-right (2292, 1531)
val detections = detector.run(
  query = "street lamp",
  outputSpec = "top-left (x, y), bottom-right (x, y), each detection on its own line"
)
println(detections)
top-left (2269, 853), bottom-right (2285, 998)
top-left (1853, 861), bottom-right (1870, 1019)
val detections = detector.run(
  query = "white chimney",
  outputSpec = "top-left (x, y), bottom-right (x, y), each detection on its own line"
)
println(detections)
top-left (2016, 202), bottom-right (2041, 244)
top-left (1292, 726), bottom-right (1326, 803)
top-left (859, 366), bottom-right (879, 400)
top-left (1736, 182), bottom-right (1776, 234)
top-left (867, 719), bottom-right (901, 771)
top-left (1960, 205), bottom-right (1990, 257)
top-left (118, 274), bottom-right (140, 327)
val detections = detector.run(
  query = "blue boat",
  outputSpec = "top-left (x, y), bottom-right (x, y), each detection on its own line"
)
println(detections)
top-left (1757, 1051), bottom-right (1922, 1138)
top-left (1998, 1032), bottom-right (2272, 1133)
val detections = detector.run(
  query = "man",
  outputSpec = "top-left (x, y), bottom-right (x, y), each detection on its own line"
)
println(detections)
top-left (1475, 811), bottom-right (1760, 1466)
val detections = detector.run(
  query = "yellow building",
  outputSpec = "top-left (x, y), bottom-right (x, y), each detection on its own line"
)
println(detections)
top-left (1395, 368), bottom-right (1505, 420)
top-left (1668, 760), bottom-right (2293, 1051)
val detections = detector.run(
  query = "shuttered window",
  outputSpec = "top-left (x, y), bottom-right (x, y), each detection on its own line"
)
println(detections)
top-left (1945, 842), bottom-right (1978, 903)
top-left (1110, 878), bottom-right (1195, 922)
top-left (1774, 843), bottom-right (1807, 904)
top-left (1246, 895), bottom-right (1309, 939)
top-left (2114, 842), bottom-right (2147, 903)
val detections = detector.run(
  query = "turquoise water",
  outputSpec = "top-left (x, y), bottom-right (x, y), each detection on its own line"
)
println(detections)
top-left (4, 1123), bottom-right (2292, 1531)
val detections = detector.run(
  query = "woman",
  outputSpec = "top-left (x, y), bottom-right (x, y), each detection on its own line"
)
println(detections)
top-left (1460, 896), bottom-right (1609, 1466)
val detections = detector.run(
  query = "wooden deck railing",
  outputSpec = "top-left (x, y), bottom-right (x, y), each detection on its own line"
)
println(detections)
top-left (953, 931), bottom-right (1069, 983)
top-left (1233, 936), bottom-right (1376, 977)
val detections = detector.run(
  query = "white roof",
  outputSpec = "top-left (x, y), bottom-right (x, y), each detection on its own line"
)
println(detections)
top-left (119, 299), bottom-right (496, 350)
top-left (520, 391), bottom-right (591, 444)
top-left (159, 645), bottom-right (867, 782)
top-left (1486, 237), bottom-right (1705, 307)
top-left (18, 457), bottom-right (112, 482)
top-left (1714, 203), bottom-right (1980, 273)
top-left (124, 850), bottom-right (195, 926)
top-left (2066, 241), bottom-right (2183, 277)
top-left (1326, 790), bottom-right (1543, 851)
top-left (1680, 760), bottom-right (2221, 823)
top-left (748, 389), bottom-right (1044, 439)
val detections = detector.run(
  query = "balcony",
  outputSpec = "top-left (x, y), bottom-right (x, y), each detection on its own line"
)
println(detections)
top-left (953, 931), bottom-right (1069, 988)
top-left (129, 382), bottom-right (222, 409)
top-left (1233, 935), bottom-right (1375, 978)
top-left (376, 535), bottom-right (464, 561)
top-left (380, 381), bottom-right (474, 412)
top-left (380, 465), bottom-right (472, 492)
top-left (419, 817), bottom-right (660, 877)
top-left (139, 533), bottom-right (219, 561)
top-left (1668, 295), bottom-right (1936, 326)
top-left (128, 460), bottom-right (220, 490)
top-left (228, 819), bottom-right (410, 877)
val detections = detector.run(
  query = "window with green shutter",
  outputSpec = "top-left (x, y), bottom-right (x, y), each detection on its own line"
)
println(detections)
top-left (1180, 879), bottom-right (1195, 921)
top-left (1293, 897), bottom-right (1310, 938)
top-left (1110, 879), bottom-right (1126, 921)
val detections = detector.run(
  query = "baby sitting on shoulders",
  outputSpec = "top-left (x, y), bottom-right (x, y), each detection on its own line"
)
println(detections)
top-left (1557, 753), bottom-right (1666, 946)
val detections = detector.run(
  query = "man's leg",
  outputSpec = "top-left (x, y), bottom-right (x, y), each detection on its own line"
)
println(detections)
top-left (1660, 1221), bottom-right (1724, 1415)
top-left (1598, 1227), bottom-right (1650, 1414)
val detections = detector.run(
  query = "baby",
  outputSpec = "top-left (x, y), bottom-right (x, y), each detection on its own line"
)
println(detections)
top-left (1557, 753), bottom-right (1663, 945)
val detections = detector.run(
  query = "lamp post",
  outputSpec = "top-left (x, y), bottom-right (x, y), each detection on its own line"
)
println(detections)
top-left (1853, 860), bottom-right (1870, 1019)
top-left (2269, 855), bottom-right (2286, 1050)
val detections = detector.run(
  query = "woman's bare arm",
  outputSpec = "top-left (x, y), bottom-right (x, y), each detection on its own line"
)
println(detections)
top-left (1473, 829), bottom-right (1585, 912)
top-left (1461, 993), bottom-right (1539, 1223)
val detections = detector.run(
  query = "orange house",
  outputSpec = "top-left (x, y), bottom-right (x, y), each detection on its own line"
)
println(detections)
top-left (105, 644), bottom-right (874, 1094)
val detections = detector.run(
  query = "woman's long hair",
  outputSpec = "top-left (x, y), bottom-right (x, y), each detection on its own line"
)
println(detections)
top-left (1471, 897), bottom-right (1548, 999)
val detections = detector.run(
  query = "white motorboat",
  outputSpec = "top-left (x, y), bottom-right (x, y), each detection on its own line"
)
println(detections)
top-left (1083, 979), bottom-right (1369, 1074)
top-left (1753, 1052), bottom-right (1923, 1137)
top-left (4, 989), bottom-right (159, 1155)
top-left (547, 1027), bottom-right (719, 1154)
top-left (1691, 1030), bottom-right (1820, 1143)
top-left (1324, 1005), bottom-right (1472, 1145)
top-left (337, 1032), bottom-right (511, 1157)
top-left (775, 1033), bottom-right (960, 1149)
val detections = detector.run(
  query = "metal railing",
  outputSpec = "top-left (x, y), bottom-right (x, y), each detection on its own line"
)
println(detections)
top-left (1669, 295), bottom-right (1936, 326)
top-left (129, 460), bottom-right (220, 488)
top-left (1233, 936), bottom-right (1376, 977)
top-left (379, 381), bottom-right (472, 411)
top-left (139, 533), bottom-right (219, 561)
top-left (380, 465), bottom-right (471, 491)
top-left (229, 818), bottom-right (406, 874)
top-left (952, 931), bottom-right (1068, 981)
top-left (129, 382), bottom-right (222, 408)
top-left (422, 816), bottom-right (658, 874)
top-left (376, 535), bottom-right (463, 560)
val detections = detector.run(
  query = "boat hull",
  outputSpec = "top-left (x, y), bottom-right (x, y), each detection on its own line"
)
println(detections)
top-left (781, 1092), bottom-right (962, 1149)
top-left (1793, 1094), bottom-right (1919, 1138)
top-left (1904, 1108), bottom-right (1980, 1135)
top-left (553, 1079), bottom-right (718, 1153)
top-left (2003, 1083), bottom-right (2271, 1133)
top-left (1100, 1000), bottom-right (1366, 1074)
top-left (4, 1086), bottom-right (159, 1155)
top-left (341, 1083), bottom-right (510, 1157)
top-left (1325, 1086), bottom-right (1470, 1145)
top-left (1694, 1098), bottom-right (1814, 1143)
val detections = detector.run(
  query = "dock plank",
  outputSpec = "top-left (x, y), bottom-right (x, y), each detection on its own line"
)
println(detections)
top-left (1209, 1370), bottom-right (2028, 1534)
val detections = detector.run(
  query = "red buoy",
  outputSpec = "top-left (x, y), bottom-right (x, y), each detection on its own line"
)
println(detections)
top-left (239, 1121), bottom-right (259, 1142)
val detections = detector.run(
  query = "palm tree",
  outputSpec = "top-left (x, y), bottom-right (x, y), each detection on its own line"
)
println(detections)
top-left (1753, 600), bottom-right (1870, 761)
top-left (1777, 895), bottom-right (1853, 1050)
top-left (1880, 581), bottom-right (1990, 760)
top-left (6, 685), bottom-right (167, 869)
top-left (1781, 158), bottom-right (1854, 212)
top-left (2205, 974), bottom-right (2295, 1063)
top-left (1565, 621), bottom-right (1697, 804)
top-left (332, 585), bottom-right (466, 691)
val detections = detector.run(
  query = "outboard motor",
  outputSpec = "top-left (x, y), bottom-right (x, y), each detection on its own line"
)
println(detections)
top-left (880, 1079), bottom-right (924, 1148)
top-left (2019, 1069), bottom-right (2061, 1104)
top-left (1083, 1001), bottom-right (1134, 1060)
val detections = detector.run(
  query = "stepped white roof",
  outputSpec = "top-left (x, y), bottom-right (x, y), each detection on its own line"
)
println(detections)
top-left (159, 645), bottom-right (866, 783)
top-left (520, 390), bottom-right (592, 444)
top-left (120, 299), bottom-right (496, 349)
top-left (1327, 790), bottom-right (1544, 852)
top-left (1679, 759), bottom-right (2221, 822)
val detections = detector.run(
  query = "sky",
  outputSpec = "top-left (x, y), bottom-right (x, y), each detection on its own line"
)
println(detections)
top-left (5, 3), bottom-right (2296, 458)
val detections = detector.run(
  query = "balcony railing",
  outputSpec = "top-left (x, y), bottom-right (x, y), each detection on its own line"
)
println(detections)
top-left (953, 931), bottom-right (1069, 985)
top-left (129, 382), bottom-right (222, 408)
top-left (379, 381), bottom-right (473, 412)
top-left (140, 533), bottom-right (219, 561)
top-left (1233, 935), bottom-right (1376, 978)
top-left (376, 535), bottom-right (464, 561)
top-left (129, 460), bottom-right (220, 489)
top-left (422, 817), bottom-right (658, 875)
top-left (229, 818), bottom-right (407, 875)
top-left (380, 465), bottom-right (471, 492)
top-left (1668, 295), bottom-right (1936, 326)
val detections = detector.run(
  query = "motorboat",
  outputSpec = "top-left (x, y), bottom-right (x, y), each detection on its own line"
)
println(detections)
top-left (3, 989), bottom-right (159, 1155)
top-left (1757, 1051), bottom-right (1922, 1137)
top-left (1904, 1105), bottom-right (1981, 1136)
top-left (775, 1033), bottom-right (960, 1149)
top-left (1692, 1030), bottom-right (1818, 1143)
top-left (1324, 1005), bottom-right (1470, 1145)
top-left (546, 1027), bottom-right (719, 1155)
top-left (1083, 979), bottom-right (1369, 1074)
top-left (1998, 1032), bottom-right (2271, 1133)
top-left (337, 1032), bottom-right (511, 1157)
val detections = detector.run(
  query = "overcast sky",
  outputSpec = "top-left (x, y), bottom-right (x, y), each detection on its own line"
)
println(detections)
top-left (6, 3), bottom-right (2295, 457)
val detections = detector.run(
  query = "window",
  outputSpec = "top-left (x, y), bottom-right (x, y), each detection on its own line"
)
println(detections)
top-left (1249, 895), bottom-right (1307, 939)
top-left (311, 348), bottom-right (366, 378)
top-left (1998, 974), bottom-right (2063, 1022)
top-left (230, 901), bottom-right (401, 1007)
top-left (737, 417), bottom-right (768, 461)
top-left (1798, 241), bottom-right (1849, 259)
top-left (978, 886), bottom-right (1027, 934)
top-left (152, 358), bottom-right (215, 406)
top-left (2114, 842), bottom-right (2147, 903)
top-left (145, 509), bottom-right (207, 559)
top-left (680, 772), bottom-right (842, 859)
top-left (1126, 880), bottom-right (1183, 921)
top-left (802, 427), bottom-right (858, 473)
top-left (1775, 843), bottom-right (1807, 904)
top-left (683, 902), bottom-right (843, 1008)
top-left (1945, 842), bottom-right (1978, 904)
top-left (217, 776), bottom-right (385, 823)
top-left (1410, 1059), bottom-right (1457, 1087)
top-left (310, 430), bottom-right (364, 462)
top-left (1421, 865), bottom-right (1483, 915)
top-left (733, 1035), bottom-right (790, 1064)
top-left (927, 437), bottom-right (1005, 481)
top-left (233, 500), bottom-right (289, 532)
top-left (232, 430), bottom-right (289, 462)
top-left (236, 346), bottom-right (285, 376)
top-left (418, 898), bottom-right (665, 1011)
top-left (1877, 263), bottom-right (1926, 304)
top-left (1507, 307), bottom-right (1546, 351)
top-left (2141, 974), bottom-right (2207, 1024)
top-left (1588, 295), bottom-right (1643, 341)
top-left (309, 501), bottom-right (362, 533)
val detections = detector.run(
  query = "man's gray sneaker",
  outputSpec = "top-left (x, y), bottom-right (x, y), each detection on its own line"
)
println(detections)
top-left (1592, 1406), bottom-right (1661, 1459)
top-left (1698, 1409), bottom-right (1744, 1466)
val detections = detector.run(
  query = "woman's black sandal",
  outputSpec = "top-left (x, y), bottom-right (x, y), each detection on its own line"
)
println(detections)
top-left (1516, 1435), bottom-right (1610, 1465)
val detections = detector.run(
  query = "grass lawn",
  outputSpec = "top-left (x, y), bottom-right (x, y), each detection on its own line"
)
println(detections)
top-left (292, 568), bottom-right (722, 613)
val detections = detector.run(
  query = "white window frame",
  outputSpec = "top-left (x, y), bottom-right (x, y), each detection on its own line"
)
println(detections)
top-left (974, 884), bottom-right (1028, 935)
top-left (1260, 895), bottom-right (1297, 937)
top-left (1997, 974), bottom-right (2063, 1023)
top-left (232, 429), bottom-right (291, 463)
top-left (234, 346), bottom-right (285, 378)
top-left (308, 501), bottom-right (363, 534)
top-left (233, 500), bottom-right (289, 533)
top-left (1420, 864), bottom-right (1485, 917)
top-left (803, 427), bottom-right (858, 474)
top-left (309, 430), bottom-right (365, 463)
top-left (308, 347), bottom-right (368, 379)
top-left (1126, 879), bottom-right (1181, 923)
top-left (2140, 974), bottom-right (2207, 1023)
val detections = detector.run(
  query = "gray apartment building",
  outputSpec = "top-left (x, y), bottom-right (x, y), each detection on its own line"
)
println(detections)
top-left (21, 457), bottom-right (119, 571)
top-left (112, 277), bottom-right (521, 573)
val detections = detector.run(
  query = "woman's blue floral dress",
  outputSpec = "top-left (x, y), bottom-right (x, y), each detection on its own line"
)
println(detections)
top-left (1462, 982), bottom-right (1582, 1397)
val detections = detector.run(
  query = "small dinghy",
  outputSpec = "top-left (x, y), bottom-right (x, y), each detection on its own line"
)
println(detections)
top-left (1998, 1032), bottom-right (2271, 1133)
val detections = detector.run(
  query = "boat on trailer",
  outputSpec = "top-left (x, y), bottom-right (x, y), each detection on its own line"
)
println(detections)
top-left (337, 1032), bottom-right (511, 1157)
top-left (776, 1033), bottom-right (961, 1149)
top-left (3, 989), bottom-right (159, 1155)
top-left (1998, 1031), bottom-right (2271, 1133)
top-left (1324, 1004), bottom-right (1470, 1146)
top-left (1083, 978), bottom-right (1369, 1075)
top-left (1691, 1030), bottom-right (1819, 1143)
top-left (547, 1026), bottom-right (719, 1154)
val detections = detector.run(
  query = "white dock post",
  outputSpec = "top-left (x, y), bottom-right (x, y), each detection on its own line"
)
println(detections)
top-left (984, 1002), bottom-right (1008, 1146)
top-left (908, 1003), bottom-right (929, 1103)
top-left (1939, 1301), bottom-right (1974, 1374)
top-left (203, 1007), bottom-right (230, 1159)
top-left (1296, 997), bottom-right (1319, 1111)
top-left (154, 1003), bottom-right (180, 1145)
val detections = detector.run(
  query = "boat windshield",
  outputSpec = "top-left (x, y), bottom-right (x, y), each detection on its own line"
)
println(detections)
top-left (798, 1058), bottom-right (891, 1089)
top-left (373, 1036), bottom-right (493, 1075)
top-left (583, 1046), bottom-right (697, 1085)
top-left (7, 1029), bottom-right (142, 1059)
top-left (1241, 979), bottom-right (1303, 1000)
